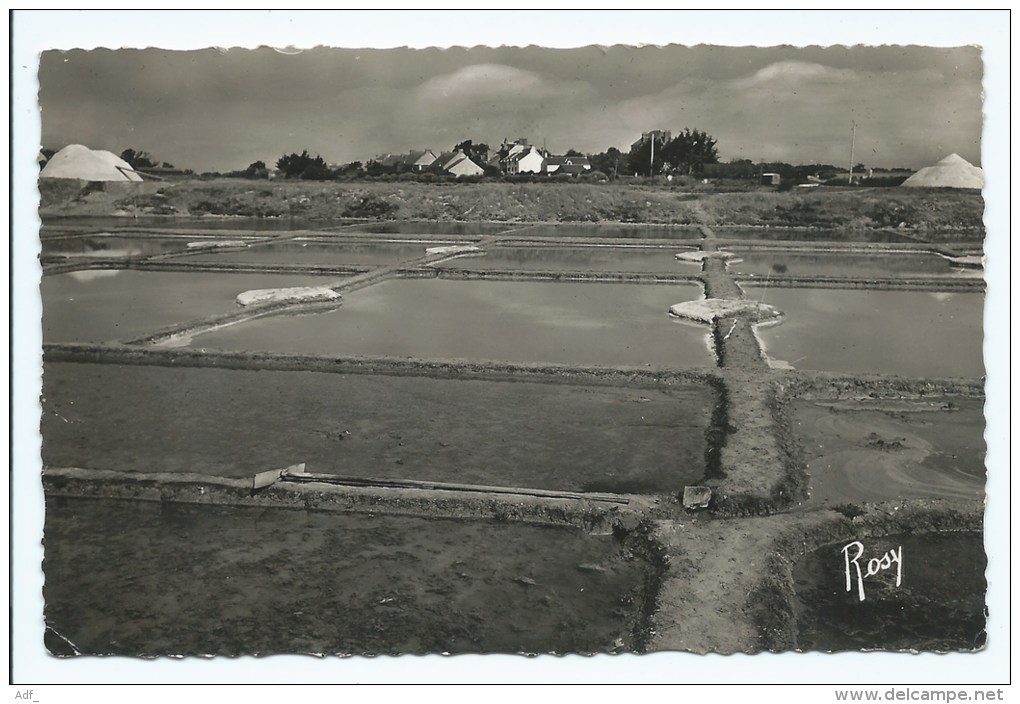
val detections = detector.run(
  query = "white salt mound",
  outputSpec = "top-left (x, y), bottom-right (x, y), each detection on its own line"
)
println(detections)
top-left (236, 287), bottom-right (341, 307)
top-left (901, 153), bottom-right (984, 189)
top-left (187, 240), bottom-right (250, 249)
top-left (675, 251), bottom-right (736, 263)
top-left (669, 298), bottom-right (782, 324)
top-left (40, 144), bottom-right (143, 182)
top-left (425, 245), bottom-right (482, 256)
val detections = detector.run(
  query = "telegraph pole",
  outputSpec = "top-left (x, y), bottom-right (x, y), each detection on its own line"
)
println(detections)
top-left (650, 133), bottom-right (655, 177)
top-left (848, 121), bottom-right (857, 185)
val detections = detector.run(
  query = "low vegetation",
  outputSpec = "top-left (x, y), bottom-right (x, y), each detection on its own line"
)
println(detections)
top-left (38, 177), bottom-right (985, 233)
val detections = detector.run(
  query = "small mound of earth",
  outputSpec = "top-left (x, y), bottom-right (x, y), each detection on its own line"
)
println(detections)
top-left (236, 286), bottom-right (341, 307)
top-left (668, 298), bottom-right (782, 324)
top-left (674, 251), bottom-right (736, 263)
top-left (187, 240), bottom-right (250, 249)
top-left (426, 245), bottom-right (482, 256)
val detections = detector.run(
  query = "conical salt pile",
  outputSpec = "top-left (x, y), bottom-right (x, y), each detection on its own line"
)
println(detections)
top-left (40, 144), bottom-right (143, 182)
top-left (901, 153), bottom-right (984, 189)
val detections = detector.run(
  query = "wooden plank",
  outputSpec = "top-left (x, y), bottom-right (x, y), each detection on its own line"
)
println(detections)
top-left (279, 469), bottom-right (629, 505)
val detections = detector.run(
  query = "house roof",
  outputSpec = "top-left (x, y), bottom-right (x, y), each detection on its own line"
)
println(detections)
top-left (405, 150), bottom-right (438, 165)
top-left (545, 155), bottom-right (591, 167)
top-left (373, 153), bottom-right (402, 167)
top-left (445, 154), bottom-right (484, 176)
top-left (507, 147), bottom-right (543, 163)
top-left (555, 163), bottom-right (590, 175)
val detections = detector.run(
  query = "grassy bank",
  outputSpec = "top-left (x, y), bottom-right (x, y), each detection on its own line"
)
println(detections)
top-left (39, 178), bottom-right (985, 232)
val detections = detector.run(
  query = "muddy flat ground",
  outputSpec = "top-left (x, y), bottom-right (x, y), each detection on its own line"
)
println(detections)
top-left (792, 532), bottom-right (987, 652)
top-left (43, 496), bottom-right (652, 656)
top-left (795, 398), bottom-right (985, 507)
top-left (42, 362), bottom-right (715, 493)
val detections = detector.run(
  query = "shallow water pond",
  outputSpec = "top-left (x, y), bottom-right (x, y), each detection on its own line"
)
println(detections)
top-left (40, 235), bottom-right (201, 259)
top-left (176, 239), bottom-right (438, 267)
top-left (792, 532), bottom-right (986, 652)
top-left (713, 228), bottom-right (917, 243)
top-left (511, 223), bottom-right (702, 240)
top-left (435, 245), bottom-right (702, 273)
top-left (344, 221), bottom-right (520, 236)
top-left (731, 251), bottom-right (965, 279)
top-left (42, 269), bottom-right (342, 343)
top-left (744, 287), bottom-right (983, 378)
top-left (795, 398), bottom-right (985, 506)
top-left (190, 279), bottom-right (714, 368)
top-left (43, 497), bottom-right (653, 655)
top-left (41, 363), bottom-right (713, 493)
top-left (41, 216), bottom-right (334, 232)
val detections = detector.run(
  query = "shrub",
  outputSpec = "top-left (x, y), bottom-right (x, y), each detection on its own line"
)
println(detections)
top-left (341, 194), bottom-right (398, 219)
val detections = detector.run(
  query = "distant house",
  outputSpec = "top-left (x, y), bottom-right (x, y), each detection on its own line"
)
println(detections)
top-left (761, 172), bottom-right (781, 186)
top-left (495, 138), bottom-right (538, 174)
top-left (369, 150), bottom-right (439, 172)
top-left (506, 147), bottom-right (545, 175)
top-left (440, 150), bottom-right (484, 178)
top-left (544, 155), bottom-right (592, 176)
top-left (405, 149), bottom-right (439, 171)
top-left (631, 130), bottom-right (672, 151)
top-left (372, 153), bottom-right (403, 169)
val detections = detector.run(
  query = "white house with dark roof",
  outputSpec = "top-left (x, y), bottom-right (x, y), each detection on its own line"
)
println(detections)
top-left (506, 147), bottom-right (546, 175)
top-left (440, 150), bottom-right (484, 177)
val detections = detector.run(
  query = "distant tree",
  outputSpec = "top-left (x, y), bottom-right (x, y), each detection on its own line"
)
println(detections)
top-left (626, 138), bottom-right (669, 177)
top-left (120, 148), bottom-right (157, 169)
top-left (454, 140), bottom-right (490, 164)
top-left (334, 161), bottom-right (363, 179)
top-left (276, 150), bottom-right (331, 179)
top-left (564, 148), bottom-right (584, 157)
top-left (660, 128), bottom-right (719, 175)
top-left (242, 160), bottom-right (269, 179)
top-left (590, 147), bottom-right (623, 179)
top-left (626, 128), bottom-right (720, 176)
top-left (39, 147), bottom-right (56, 170)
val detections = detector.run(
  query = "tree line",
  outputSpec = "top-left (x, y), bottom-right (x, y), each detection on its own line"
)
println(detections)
top-left (220, 128), bottom-right (721, 182)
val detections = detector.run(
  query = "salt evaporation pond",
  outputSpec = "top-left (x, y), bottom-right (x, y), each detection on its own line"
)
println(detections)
top-left (511, 223), bottom-right (702, 240)
top-left (795, 398), bottom-right (986, 506)
top-left (744, 287), bottom-right (984, 378)
top-left (190, 279), bottom-right (714, 368)
top-left (41, 216), bottom-right (336, 232)
top-left (792, 533), bottom-right (986, 652)
top-left (176, 239), bottom-right (441, 267)
top-left (434, 245), bottom-right (702, 273)
top-left (42, 270), bottom-right (342, 343)
top-left (731, 251), bottom-right (965, 279)
top-left (43, 497), bottom-right (653, 656)
top-left (41, 235), bottom-right (200, 259)
top-left (344, 221), bottom-right (519, 236)
top-left (713, 228), bottom-right (917, 243)
top-left (42, 363), bottom-right (713, 493)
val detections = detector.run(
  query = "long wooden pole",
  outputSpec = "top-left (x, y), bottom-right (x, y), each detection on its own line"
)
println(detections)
top-left (848, 121), bottom-right (857, 185)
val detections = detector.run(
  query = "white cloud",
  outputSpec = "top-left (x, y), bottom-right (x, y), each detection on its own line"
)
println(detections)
top-left (415, 63), bottom-right (554, 101)
top-left (735, 60), bottom-right (858, 88)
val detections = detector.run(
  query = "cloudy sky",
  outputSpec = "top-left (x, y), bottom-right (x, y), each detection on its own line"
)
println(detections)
top-left (38, 43), bottom-right (983, 172)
